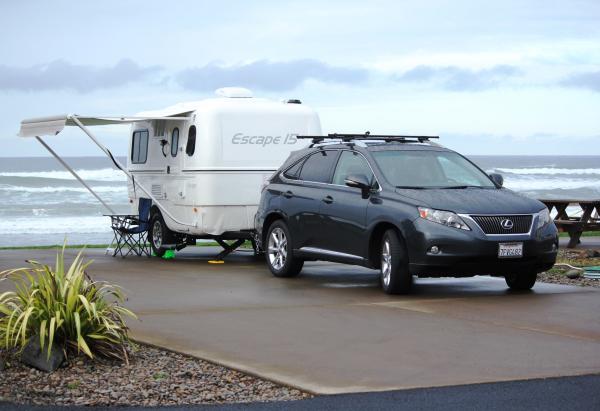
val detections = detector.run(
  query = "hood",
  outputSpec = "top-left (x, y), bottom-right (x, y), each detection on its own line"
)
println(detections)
top-left (394, 187), bottom-right (544, 214)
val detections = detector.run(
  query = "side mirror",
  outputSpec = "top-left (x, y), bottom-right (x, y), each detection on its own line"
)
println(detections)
top-left (489, 173), bottom-right (504, 187)
top-left (345, 174), bottom-right (372, 198)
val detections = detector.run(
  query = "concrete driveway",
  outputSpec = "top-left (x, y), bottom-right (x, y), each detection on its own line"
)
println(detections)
top-left (1, 247), bottom-right (599, 394)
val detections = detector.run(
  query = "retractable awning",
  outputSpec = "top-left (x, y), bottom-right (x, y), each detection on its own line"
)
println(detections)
top-left (17, 113), bottom-right (194, 229)
top-left (18, 114), bottom-right (191, 138)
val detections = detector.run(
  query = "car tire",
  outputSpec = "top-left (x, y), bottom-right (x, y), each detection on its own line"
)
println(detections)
top-left (265, 220), bottom-right (303, 278)
top-left (505, 271), bottom-right (537, 290)
top-left (380, 229), bottom-right (412, 294)
top-left (150, 212), bottom-right (171, 258)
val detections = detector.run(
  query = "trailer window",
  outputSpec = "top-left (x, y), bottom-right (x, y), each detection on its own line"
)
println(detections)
top-left (171, 127), bottom-right (179, 157)
top-left (131, 130), bottom-right (149, 164)
top-left (154, 120), bottom-right (166, 137)
top-left (186, 125), bottom-right (196, 156)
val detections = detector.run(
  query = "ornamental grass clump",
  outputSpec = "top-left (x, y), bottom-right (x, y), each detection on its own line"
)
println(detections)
top-left (0, 245), bottom-right (136, 363)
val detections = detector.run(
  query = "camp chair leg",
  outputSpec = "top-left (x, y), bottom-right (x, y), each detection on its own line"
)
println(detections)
top-left (140, 231), bottom-right (151, 257)
top-left (215, 239), bottom-right (246, 260)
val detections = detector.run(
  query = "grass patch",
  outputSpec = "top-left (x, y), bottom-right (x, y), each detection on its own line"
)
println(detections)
top-left (0, 241), bottom-right (254, 251)
top-left (558, 231), bottom-right (600, 238)
top-left (0, 244), bottom-right (110, 251)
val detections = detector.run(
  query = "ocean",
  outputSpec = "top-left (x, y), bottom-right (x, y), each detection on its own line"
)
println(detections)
top-left (0, 155), bottom-right (599, 247)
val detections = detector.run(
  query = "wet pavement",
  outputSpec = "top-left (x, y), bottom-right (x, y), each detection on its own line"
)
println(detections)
top-left (1, 247), bottom-right (599, 394)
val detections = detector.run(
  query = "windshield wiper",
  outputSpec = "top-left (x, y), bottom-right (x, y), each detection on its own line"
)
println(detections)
top-left (395, 185), bottom-right (427, 189)
top-left (444, 185), bottom-right (483, 189)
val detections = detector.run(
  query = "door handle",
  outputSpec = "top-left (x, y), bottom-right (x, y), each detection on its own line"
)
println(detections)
top-left (322, 195), bottom-right (334, 204)
top-left (283, 190), bottom-right (294, 199)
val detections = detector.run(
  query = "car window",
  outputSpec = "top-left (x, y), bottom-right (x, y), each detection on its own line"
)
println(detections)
top-left (437, 156), bottom-right (483, 186)
top-left (298, 150), bottom-right (338, 183)
top-left (372, 150), bottom-right (495, 188)
top-left (283, 160), bottom-right (304, 179)
top-left (332, 151), bottom-right (374, 185)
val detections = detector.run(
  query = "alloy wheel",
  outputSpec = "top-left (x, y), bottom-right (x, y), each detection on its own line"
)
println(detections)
top-left (381, 239), bottom-right (392, 287)
top-left (152, 220), bottom-right (163, 248)
top-left (268, 227), bottom-right (288, 270)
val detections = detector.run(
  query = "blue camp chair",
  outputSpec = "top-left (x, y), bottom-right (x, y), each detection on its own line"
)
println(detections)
top-left (109, 198), bottom-right (152, 257)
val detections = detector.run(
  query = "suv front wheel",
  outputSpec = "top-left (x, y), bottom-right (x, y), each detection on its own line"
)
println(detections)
top-left (265, 220), bottom-right (303, 278)
top-left (380, 229), bottom-right (412, 294)
top-left (505, 271), bottom-right (537, 290)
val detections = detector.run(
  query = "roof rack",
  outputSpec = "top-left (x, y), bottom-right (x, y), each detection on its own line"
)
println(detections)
top-left (297, 132), bottom-right (439, 146)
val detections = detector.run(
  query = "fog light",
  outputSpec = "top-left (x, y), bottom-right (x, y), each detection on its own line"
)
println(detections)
top-left (429, 246), bottom-right (440, 254)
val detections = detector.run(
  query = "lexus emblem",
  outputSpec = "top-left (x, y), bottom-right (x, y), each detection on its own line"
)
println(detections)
top-left (500, 219), bottom-right (514, 230)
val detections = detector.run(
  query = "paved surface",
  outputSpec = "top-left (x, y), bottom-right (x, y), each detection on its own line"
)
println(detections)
top-left (559, 235), bottom-right (600, 248)
top-left (1, 247), bottom-right (600, 395)
top-left (2, 373), bottom-right (599, 410)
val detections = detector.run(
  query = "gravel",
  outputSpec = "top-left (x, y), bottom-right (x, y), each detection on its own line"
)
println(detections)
top-left (538, 270), bottom-right (600, 287)
top-left (537, 248), bottom-right (600, 288)
top-left (0, 343), bottom-right (310, 407)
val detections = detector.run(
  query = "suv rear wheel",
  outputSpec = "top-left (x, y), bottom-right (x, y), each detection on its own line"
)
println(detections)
top-left (266, 220), bottom-right (303, 278)
top-left (505, 271), bottom-right (537, 290)
top-left (380, 229), bottom-right (412, 294)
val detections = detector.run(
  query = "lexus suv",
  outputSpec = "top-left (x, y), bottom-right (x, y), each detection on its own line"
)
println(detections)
top-left (255, 135), bottom-right (558, 294)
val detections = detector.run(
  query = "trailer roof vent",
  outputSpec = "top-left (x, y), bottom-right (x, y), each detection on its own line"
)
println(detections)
top-left (215, 87), bottom-right (253, 98)
top-left (286, 99), bottom-right (302, 104)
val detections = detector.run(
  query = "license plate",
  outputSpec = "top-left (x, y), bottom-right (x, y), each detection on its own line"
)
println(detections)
top-left (498, 242), bottom-right (523, 258)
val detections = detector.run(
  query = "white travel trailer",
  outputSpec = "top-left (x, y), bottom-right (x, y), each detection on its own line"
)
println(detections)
top-left (18, 87), bottom-right (321, 257)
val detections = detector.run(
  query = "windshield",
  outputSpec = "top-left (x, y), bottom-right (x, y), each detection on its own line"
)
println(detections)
top-left (372, 150), bottom-right (496, 189)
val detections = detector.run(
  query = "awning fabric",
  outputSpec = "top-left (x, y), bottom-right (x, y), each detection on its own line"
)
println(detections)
top-left (18, 114), bottom-right (192, 137)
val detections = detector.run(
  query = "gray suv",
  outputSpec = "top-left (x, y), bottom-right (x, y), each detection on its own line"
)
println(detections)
top-left (255, 134), bottom-right (558, 294)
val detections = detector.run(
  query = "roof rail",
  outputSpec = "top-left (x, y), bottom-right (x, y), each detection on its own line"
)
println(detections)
top-left (297, 132), bottom-right (439, 146)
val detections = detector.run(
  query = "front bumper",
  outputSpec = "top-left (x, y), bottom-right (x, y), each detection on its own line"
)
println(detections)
top-left (405, 217), bottom-right (558, 277)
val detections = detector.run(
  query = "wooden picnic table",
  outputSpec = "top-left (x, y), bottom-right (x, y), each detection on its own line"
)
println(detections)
top-left (540, 199), bottom-right (600, 248)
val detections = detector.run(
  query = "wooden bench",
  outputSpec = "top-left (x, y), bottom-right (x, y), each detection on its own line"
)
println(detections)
top-left (540, 199), bottom-right (600, 248)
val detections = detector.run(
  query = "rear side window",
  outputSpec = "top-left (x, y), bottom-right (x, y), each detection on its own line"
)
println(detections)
top-left (283, 160), bottom-right (304, 179)
top-left (131, 130), bottom-right (149, 164)
top-left (186, 125), bottom-right (196, 156)
top-left (298, 150), bottom-right (339, 183)
top-left (332, 151), bottom-right (374, 185)
top-left (171, 127), bottom-right (179, 157)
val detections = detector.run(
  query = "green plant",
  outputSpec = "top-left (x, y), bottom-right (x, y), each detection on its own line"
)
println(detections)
top-left (0, 244), bottom-right (137, 363)
top-left (66, 381), bottom-right (80, 389)
top-left (153, 371), bottom-right (168, 380)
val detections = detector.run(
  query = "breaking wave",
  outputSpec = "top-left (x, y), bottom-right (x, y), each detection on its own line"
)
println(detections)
top-left (491, 167), bottom-right (600, 176)
top-left (0, 168), bottom-right (126, 182)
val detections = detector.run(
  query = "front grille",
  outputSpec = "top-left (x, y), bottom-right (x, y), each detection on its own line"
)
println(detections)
top-left (470, 215), bottom-right (532, 234)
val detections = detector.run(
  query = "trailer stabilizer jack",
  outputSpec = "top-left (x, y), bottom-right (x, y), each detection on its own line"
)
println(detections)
top-left (215, 239), bottom-right (247, 260)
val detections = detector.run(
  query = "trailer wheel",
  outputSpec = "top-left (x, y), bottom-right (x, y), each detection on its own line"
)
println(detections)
top-left (150, 212), bottom-right (171, 257)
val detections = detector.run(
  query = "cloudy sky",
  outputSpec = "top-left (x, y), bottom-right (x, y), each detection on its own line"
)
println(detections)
top-left (1, 0), bottom-right (599, 156)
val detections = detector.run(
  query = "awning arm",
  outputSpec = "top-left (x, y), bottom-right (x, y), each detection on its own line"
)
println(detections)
top-left (68, 115), bottom-right (192, 230)
top-left (35, 136), bottom-right (117, 215)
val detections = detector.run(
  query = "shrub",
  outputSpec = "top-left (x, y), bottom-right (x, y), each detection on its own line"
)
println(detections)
top-left (0, 245), bottom-right (137, 362)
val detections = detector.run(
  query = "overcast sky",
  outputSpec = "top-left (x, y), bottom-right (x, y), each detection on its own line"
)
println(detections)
top-left (1, 0), bottom-right (599, 156)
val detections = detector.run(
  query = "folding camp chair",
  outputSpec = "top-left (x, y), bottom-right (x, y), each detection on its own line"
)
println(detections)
top-left (107, 198), bottom-right (152, 257)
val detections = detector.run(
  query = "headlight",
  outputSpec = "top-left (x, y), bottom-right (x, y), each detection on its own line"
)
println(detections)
top-left (418, 207), bottom-right (471, 230)
top-left (537, 208), bottom-right (551, 229)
